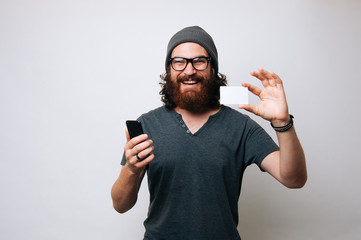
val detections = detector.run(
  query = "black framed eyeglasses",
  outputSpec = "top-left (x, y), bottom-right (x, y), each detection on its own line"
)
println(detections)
top-left (169, 57), bottom-right (211, 71)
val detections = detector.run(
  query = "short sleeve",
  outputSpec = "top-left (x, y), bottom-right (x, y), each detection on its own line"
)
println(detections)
top-left (243, 118), bottom-right (279, 171)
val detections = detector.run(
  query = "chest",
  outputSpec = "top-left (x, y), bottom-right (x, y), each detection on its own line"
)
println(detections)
top-left (147, 125), bottom-right (244, 180)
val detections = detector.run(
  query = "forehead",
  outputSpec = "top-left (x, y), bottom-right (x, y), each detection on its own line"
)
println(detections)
top-left (171, 42), bottom-right (209, 58)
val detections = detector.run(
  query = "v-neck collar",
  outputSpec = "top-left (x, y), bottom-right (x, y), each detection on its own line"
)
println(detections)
top-left (171, 106), bottom-right (225, 136)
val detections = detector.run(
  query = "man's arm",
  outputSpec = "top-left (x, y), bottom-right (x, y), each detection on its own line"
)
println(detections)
top-left (239, 68), bottom-right (307, 188)
top-left (111, 132), bottom-right (154, 213)
top-left (261, 125), bottom-right (307, 188)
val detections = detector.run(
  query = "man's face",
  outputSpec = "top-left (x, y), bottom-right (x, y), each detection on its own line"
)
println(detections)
top-left (170, 42), bottom-right (212, 94)
top-left (168, 42), bottom-right (217, 113)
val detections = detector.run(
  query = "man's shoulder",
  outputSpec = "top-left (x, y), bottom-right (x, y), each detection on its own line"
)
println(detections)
top-left (138, 106), bottom-right (177, 133)
top-left (140, 106), bottom-right (169, 118)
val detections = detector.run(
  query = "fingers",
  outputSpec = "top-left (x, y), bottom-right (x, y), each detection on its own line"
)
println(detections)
top-left (124, 133), bottom-right (154, 168)
top-left (270, 71), bottom-right (282, 84)
top-left (128, 142), bottom-right (155, 165)
top-left (126, 133), bottom-right (148, 147)
top-left (134, 144), bottom-right (154, 163)
top-left (242, 82), bottom-right (262, 96)
top-left (131, 139), bottom-right (154, 160)
top-left (250, 68), bottom-right (283, 87)
top-left (240, 82), bottom-right (261, 115)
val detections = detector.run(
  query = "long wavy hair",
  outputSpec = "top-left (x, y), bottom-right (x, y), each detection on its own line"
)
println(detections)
top-left (159, 67), bottom-right (228, 110)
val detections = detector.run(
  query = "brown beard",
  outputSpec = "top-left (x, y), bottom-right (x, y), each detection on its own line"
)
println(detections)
top-left (167, 72), bottom-right (220, 114)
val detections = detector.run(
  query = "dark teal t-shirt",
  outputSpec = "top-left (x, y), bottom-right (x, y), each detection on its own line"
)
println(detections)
top-left (121, 106), bottom-right (279, 240)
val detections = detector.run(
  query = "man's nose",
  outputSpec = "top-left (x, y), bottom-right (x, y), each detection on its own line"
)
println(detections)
top-left (183, 61), bottom-right (197, 75)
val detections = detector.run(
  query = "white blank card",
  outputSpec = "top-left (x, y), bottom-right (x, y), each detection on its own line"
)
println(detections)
top-left (220, 86), bottom-right (248, 105)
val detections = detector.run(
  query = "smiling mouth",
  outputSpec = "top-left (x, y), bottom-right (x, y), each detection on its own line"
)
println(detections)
top-left (181, 80), bottom-right (199, 85)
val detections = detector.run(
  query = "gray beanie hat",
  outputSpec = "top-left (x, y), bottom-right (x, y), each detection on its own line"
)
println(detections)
top-left (165, 26), bottom-right (219, 73)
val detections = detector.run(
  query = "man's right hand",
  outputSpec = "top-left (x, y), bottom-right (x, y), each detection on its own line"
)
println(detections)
top-left (124, 130), bottom-right (154, 174)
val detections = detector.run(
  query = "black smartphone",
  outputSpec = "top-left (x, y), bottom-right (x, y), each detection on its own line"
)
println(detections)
top-left (126, 120), bottom-right (144, 139)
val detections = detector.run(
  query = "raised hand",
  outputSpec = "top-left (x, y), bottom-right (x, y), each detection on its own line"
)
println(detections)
top-left (238, 68), bottom-right (290, 126)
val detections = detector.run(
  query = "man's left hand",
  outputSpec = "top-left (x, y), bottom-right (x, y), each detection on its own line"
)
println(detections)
top-left (238, 68), bottom-right (290, 127)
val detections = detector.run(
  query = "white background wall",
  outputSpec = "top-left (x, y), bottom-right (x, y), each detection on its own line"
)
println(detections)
top-left (1, 0), bottom-right (360, 239)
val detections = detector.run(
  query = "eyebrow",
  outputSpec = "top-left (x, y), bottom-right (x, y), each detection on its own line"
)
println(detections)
top-left (170, 55), bottom-right (209, 59)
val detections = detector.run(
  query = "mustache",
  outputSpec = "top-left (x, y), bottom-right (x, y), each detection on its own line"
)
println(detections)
top-left (176, 74), bottom-right (204, 83)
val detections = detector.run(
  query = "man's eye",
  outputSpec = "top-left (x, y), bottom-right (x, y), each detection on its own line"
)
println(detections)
top-left (193, 58), bottom-right (207, 64)
top-left (173, 59), bottom-right (185, 64)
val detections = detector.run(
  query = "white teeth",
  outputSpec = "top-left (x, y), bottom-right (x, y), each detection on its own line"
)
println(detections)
top-left (183, 80), bottom-right (197, 84)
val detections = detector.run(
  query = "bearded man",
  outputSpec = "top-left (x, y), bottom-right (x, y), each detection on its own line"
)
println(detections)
top-left (111, 26), bottom-right (307, 240)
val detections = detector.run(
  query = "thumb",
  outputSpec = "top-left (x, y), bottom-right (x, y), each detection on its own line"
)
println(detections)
top-left (238, 104), bottom-right (257, 114)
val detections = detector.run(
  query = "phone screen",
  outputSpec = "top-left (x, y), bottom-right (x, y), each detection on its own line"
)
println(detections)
top-left (126, 120), bottom-right (144, 139)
